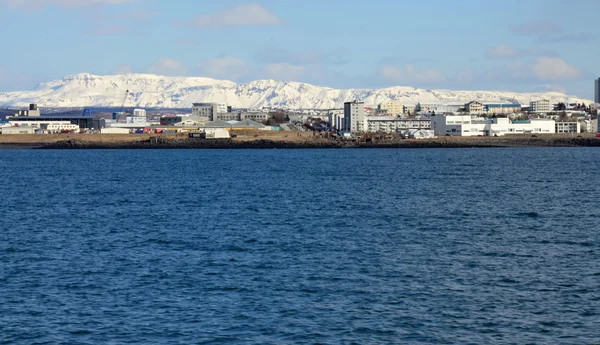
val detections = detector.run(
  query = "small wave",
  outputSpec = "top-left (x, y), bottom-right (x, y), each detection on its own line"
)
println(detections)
top-left (517, 212), bottom-right (540, 218)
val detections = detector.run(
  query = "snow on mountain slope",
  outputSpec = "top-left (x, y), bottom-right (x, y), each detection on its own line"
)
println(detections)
top-left (0, 73), bottom-right (591, 109)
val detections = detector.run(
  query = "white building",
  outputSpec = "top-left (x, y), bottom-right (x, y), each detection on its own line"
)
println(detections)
top-left (1, 127), bottom-right (37, 134)
top-left (403, 104), bottom-right (417, 115)
top-left (431, 114), bottom-right (555, 136)
top-left (343, 100), bottom-right (365, 132)
top-left (217, 103), bottom-right (228, 114)
top-left (529, 99), bottom-right (552, 113)
top-left (365, 116), bottom-right (431, 133)
top-left (9, 119), bottom-right (74, 130)
top-left (555, 122), bottom-right (581, 133)
top-left (133, 109), bottom-right (147, 117)
top-left (329, 111), bottom-right (345, 130)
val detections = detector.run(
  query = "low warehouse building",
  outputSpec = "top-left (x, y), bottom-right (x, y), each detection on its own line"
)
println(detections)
top-left (1, 127), bottom-right (36, 134)
top-left (101, 127), bottom-right (131, 134)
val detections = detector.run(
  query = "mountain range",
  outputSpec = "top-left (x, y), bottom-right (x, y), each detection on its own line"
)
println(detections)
top-left (0, 73), bottom-right (591, 110)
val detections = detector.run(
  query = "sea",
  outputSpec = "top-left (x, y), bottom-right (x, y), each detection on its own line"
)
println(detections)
top-left (0, 148), bottom-right (598, 344)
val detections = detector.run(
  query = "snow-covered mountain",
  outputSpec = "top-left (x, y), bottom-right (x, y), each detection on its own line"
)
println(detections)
top-left (0, 73), bottom-right (591, 109)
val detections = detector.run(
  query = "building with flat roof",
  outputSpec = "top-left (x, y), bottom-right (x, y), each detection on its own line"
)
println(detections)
top-left (192, 103), bottom-right (216, 122)
top-left (595, 78), bottom-right (600, 104)
top-left (377, 101), bottom-right (403, 115)
top-left (555, 122), bottom-right (580, 133)
top-left (431, 114), bottom-right (555, 136)
top-left (13, 104), bottom-right (41, 117)
top-left (343, 100), bottom-right (365, 132)
top-left (365, 116), bottom-right (431, 133)
top-left (485, 104), bottom-right (522, 114)
top-left (529, 99), bottom-right (552, 113)
top-left (465, 101), bottom-right (484, 114)
top-left (8, 115), bottom-right (103, 130)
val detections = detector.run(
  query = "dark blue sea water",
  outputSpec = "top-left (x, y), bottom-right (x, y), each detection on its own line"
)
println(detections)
top-left (0, 148), bottom-right (599, 344)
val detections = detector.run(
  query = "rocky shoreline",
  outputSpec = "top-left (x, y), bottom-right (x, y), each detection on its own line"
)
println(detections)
top-left (31, 136), bottom-right (600, 149)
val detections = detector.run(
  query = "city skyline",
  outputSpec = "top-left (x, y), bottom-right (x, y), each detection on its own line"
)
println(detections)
top-left (0, 0), bottom-right (598, 98)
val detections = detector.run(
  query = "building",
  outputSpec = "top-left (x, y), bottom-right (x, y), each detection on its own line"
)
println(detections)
top-left (465, 101), bottom-right (484, 114)
top-left (13, 104), bottom-right (41, 117)
top-left (595, 78), bottom-right (600, 104)
top-left (343, 100), bottom-right (365, 132)
top-left (431, 114), bottom-right (555, 136)
top-left (214, 112), bottom-right (241, 122)
top-left (555, 122), bottom-right (581, 133)
top-left (240, 112), bottom-right (269, 123)
top-left (8, 116), bottom-right (102, 130)
top-left (329, 112), bottom-right (345, 131)
top-left (484, 104), bottom-right (522, 114)
top-left (529, 99), bottom-right (552, 113)
top-left (406, 129), bottom-right (435, 139)
top-left (377, 101), bottom-right (403, 115)
top-left (192, 103), bottom-right (217, 121)
top-left (403, 104), bottom-right (417, 115)
top-left (133, 109), bottom-right (147, 117)
top-left (365, 116), bottom-right (431, 133)
top-left (0, 127), bottom-right (37, 134)
top-left (217, 103), bottom-right (228, 114)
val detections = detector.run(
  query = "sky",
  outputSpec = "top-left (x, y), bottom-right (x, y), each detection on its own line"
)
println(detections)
top-left (0, 0), bottom-right (598, 99)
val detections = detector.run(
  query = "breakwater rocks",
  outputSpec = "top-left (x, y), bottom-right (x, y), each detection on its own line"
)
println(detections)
top-left (38, 136), bottom-right (600, 149)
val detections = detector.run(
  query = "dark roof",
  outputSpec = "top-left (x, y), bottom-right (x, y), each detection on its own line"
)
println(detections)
top-left (8, 116), bottom-right (97, 120)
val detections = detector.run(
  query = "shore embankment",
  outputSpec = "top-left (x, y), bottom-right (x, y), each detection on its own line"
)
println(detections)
top-left (1, 133), bottom-right (600, 149)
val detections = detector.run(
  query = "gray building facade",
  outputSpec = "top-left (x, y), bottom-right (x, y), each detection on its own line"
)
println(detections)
top-left (192, 103), bottom-right (217, 122)
top-left (595, 78), bottom-right (600, 104)
top-left (343, 101), bottom-right (365, 132)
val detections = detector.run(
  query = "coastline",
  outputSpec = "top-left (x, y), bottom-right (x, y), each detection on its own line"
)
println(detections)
top-left (19, 137), bottom-right (600, 149)
top-left (1, 133), bottom-right (599, 149)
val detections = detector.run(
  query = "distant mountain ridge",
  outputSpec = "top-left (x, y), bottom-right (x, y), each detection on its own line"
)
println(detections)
top-left (0, 73), bottom-right (591, 109)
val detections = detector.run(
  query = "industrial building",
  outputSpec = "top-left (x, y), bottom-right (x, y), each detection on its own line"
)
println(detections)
top-left (8, 115), bottom-right (103, 130)
top-left (13, 104), bottom-right (41, 117)
top-left (1, 127), bottom-right (37, 134)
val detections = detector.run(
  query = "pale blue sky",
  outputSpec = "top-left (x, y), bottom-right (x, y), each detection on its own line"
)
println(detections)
top-left (0, 0), bottom-right (598, 98)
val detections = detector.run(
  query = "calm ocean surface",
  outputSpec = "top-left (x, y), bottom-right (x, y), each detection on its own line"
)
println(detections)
top-left (0, 148), bottom-right (599, 344)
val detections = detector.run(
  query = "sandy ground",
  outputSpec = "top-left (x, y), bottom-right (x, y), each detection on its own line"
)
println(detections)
top-left (0, 130), bottom-right (331, 144)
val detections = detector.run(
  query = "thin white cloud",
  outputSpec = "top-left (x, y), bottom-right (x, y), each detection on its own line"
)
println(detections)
top-left (197, 57), bottom-right (252, 80)
top-left (513, 20), bottom-right (563, 35)
top-left (262, 63), bottom-right (305, 81)
top-left (485, 44), bottom-right (518, 59)
top-left (113, 65), bottom-right (133, 75)
top-left (148, 58), bottom-right (187, 76)
top-left (485, 44), bottom-right (559, 60)
top-left (1, 0), bottom-right (135, 8)
top-left (380, 65), bottom-right (445, 84)
top-left (532, 57), bottom-right (581, 81)
top-left (512, 20), bottom-right (594, 44)
top-left (189, 2), bottom-right (282, 28)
